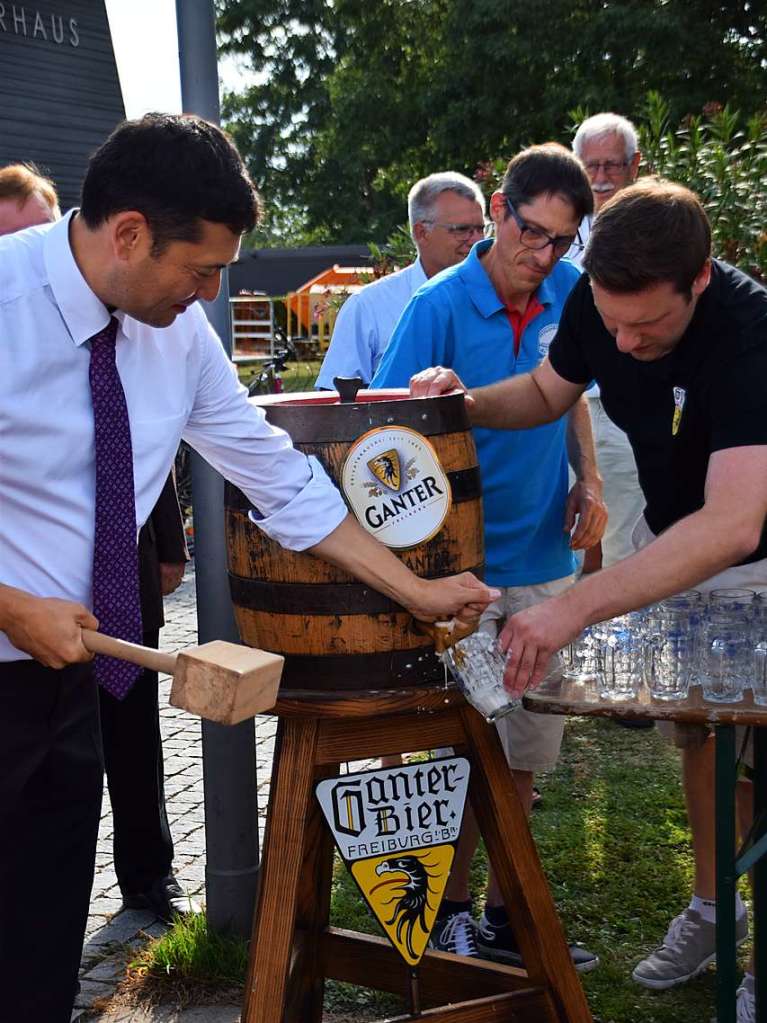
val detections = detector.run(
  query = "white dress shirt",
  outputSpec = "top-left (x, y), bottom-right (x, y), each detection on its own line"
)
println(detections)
top-left (566, 215), bottom-right (599, 396)
top-left (566, 214), bottom-right (591, 270)
top-left (0, 213), bottom-right (347, 661)
top-left (315, 259), bottom-right (428, 389)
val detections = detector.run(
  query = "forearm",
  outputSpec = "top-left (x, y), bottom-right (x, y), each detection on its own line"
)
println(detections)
top-left (468, 373), bottom-right (556, 430)
top-left (566, 396), bottom-right (601, 484)
top-left (309, 514), bottom-right (424, 609)
top-left (562, 506), bottom-right (759, 627)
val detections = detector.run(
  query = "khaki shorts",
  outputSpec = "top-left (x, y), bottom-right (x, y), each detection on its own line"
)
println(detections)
top-left (588, 396), bottom-right (644, 568)
top-left (481, 575), bottom-right (574, 774)
top-left (633, 515), bottom-right (767, 769)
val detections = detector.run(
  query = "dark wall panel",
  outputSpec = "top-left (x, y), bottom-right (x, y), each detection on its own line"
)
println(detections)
top-left (0, 1), bottom-right (125, 209)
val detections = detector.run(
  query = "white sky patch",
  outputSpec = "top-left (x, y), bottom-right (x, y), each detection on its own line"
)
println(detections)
top-left (104, 0), bottom-right (255, 119)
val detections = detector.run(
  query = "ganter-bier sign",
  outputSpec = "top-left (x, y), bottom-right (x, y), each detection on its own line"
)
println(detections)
top-left (316, 757), bottom-right (470, 965)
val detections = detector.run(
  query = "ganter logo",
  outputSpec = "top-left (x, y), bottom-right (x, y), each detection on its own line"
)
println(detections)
top-left (342, 427), bottom-right (451, 549)
top-left (368, 449), bottom-right (401, 491)
top-left (316, 758), bottom-right (470, 965)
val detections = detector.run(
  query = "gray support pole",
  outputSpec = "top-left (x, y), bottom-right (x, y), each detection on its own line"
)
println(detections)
top-left (176, 0), bottom-right (260, 939)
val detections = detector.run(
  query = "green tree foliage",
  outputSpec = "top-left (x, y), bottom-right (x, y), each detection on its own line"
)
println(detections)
top-left (218, 0), bottom-right (766, 244)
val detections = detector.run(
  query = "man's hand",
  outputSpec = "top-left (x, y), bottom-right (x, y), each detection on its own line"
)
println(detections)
top-left (159, 561), bottom-right (186, 596)
top-left (406, 573), bottom-right (500, 627)
top-left (409, 366), bottom-right (473, 402)
top-left (498, 592), bottom-right (585, 696)
top-left (1, 589), bottom-right (98, 669)
top-left (565, 479), bottom-right (607, 550)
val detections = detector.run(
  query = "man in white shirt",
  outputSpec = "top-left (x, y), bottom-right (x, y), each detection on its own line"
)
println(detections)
top-left (569, 113), bottom-right (644, 569)
top-left (316, 172), bottom-right (486, 389)
top-left (0, 113), bottom-right (496, 1022)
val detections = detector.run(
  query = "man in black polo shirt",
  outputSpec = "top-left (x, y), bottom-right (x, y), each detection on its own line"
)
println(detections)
top-left (411, 178), bottom-right (767, 1017)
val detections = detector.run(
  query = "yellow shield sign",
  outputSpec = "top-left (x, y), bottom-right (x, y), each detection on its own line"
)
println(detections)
top-left (351, 847), bottom-right (455, 965)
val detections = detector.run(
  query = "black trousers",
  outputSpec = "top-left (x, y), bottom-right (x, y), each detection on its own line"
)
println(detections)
top-left (98, 629), bottom-right (174, 895)
top-left (0, 659), bottom-right (103, 1023)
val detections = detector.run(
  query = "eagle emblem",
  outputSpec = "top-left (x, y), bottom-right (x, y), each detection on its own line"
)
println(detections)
top-left (367, 450), bottom-right (401, 491)
top-left (370, 855), bottom-right (440, 960)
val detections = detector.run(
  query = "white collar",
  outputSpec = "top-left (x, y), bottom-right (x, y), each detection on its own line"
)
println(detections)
top-left (43, 210), bottom-right (133, 347)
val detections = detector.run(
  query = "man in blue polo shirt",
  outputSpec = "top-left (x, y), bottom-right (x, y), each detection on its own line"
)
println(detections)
top-left (372, 144), bottom-right (606, 968)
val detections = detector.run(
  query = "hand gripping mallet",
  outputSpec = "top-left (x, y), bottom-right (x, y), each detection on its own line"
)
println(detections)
top-left (81, 630), bottom-right (283, 725)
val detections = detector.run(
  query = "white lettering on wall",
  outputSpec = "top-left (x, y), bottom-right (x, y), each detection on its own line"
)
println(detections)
top-left (0, 7), bottom-right (80, 47)
top-left (12, 4), bottom-right (26, 35)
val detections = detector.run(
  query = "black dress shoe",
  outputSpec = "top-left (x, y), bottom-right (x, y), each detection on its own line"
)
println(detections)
top-left (122, 875), bottom-right (202, 923)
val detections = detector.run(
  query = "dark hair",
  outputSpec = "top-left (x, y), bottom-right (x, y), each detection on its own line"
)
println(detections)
top-left (583, 178), bottom-right (711, 297)
top-left (80, 113), bottom-right (261, 253)
top-left (501, 143), bottom-right (593, 223)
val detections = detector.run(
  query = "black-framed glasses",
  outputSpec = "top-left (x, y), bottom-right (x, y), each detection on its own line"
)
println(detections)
top-left (504, 198), bottom-right (578, 258)
top-left (422, 220), bottom-right (491, 240)
top-left (583, 159), bottom-right (629, 176)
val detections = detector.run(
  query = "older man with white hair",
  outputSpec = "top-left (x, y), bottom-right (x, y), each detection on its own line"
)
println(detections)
top-left (569, 112), bottom-right (641, 266)
top-left (316, 172), bottom-right (486, 388)
top-left (566, 113), bottom-right (645, 580)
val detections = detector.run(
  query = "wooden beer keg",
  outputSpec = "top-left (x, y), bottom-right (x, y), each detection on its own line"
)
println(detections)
top-left (224, 389), bottom-right (483, 692)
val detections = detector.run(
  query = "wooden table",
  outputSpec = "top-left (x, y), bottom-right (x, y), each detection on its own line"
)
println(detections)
top-left (523, 678), bottom-right (767, 1023)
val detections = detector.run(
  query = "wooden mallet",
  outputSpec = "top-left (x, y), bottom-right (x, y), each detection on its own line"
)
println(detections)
top-left (82, 630), bottom-right (283, 725)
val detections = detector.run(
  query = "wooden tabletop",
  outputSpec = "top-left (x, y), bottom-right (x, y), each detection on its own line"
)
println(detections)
top-left (523, 676), bottom-right (767, 726)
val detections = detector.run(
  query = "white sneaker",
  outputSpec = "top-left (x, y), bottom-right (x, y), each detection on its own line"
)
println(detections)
top-left (736, 973), bottom-right (755, 1023)
top-left (632, 906), bottom-right (748, 990)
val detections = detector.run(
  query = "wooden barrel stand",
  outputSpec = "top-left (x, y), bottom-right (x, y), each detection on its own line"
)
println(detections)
top-left (242, 686), bottom-right (593, 1023)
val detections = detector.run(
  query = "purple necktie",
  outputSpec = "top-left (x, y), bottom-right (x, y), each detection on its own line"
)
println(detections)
top-left (89, 317), bottom-right (143, 699)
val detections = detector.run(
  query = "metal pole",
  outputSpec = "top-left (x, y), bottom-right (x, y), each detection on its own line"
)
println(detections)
top-left (752, 727), bottom-right (767, 1022)
top-left (715, 724), bottom-right (737, 1023)
top-left (176, 0), bottom-right (260, 938)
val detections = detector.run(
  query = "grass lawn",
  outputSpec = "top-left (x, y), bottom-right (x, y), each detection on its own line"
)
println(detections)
top-left (236, 358), bottom-right (323, 395)
top-left (128, 716), bottom-right (751, 1021)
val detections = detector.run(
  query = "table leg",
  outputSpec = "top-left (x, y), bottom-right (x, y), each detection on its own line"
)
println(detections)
top-left (715, 724), bottom-right (737, 1023)
top-left (753, 727), bottom-right (767, 1020)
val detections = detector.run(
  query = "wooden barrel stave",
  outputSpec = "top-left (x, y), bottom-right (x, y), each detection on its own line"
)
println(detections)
top-left (226, 498), bottom-right (483, 584)
top-left (225, 391), bottom-right (484, 691)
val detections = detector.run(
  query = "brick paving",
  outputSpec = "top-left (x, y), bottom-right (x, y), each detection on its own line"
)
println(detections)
top-left (74, 561), bottom-right (277, 1021)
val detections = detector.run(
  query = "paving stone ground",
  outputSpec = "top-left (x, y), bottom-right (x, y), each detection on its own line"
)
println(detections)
top-left (74, 562), bottom-right (276, 1022)
top-left (76, 560), bottom-right (380, 1022)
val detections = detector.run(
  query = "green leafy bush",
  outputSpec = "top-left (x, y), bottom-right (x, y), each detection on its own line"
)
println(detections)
top-left (638, 91), bottom-right (767, 282)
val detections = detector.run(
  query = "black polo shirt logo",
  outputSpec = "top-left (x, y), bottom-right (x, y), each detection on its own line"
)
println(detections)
top-left (672, 386), bottom-right (686, 436)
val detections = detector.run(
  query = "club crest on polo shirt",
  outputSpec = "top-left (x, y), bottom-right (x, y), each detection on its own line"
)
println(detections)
top-left (538, 323), bottom-right (558, 359)
top-left (672, 386), bottom-right (686, 436)
top-left (342, 426), bottom-right (452, 549)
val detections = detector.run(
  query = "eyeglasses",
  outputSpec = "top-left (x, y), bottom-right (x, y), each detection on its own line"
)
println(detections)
top-left (504, 198), bottom-right (579, 258)
top-left (422, 220), bottom-right (490, 240)
top-left (583, 159), bottom-right (629, 176)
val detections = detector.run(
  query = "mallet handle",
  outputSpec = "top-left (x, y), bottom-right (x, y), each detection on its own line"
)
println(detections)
top-left (81, 629), bottom-right (178, 675)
